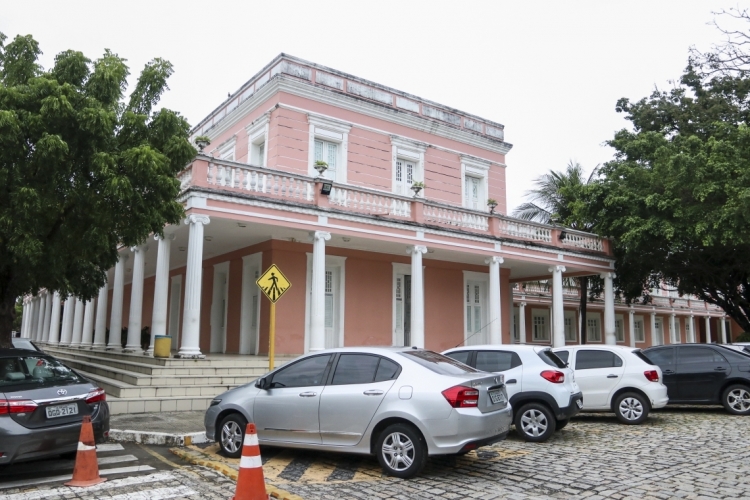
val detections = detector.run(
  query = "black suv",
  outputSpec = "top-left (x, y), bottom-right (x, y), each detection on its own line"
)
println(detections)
top-left (643, 344), bottom-right (750, 415)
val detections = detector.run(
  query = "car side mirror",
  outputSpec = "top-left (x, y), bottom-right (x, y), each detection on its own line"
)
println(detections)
top-left (255, 377), bottom-right (269, 390)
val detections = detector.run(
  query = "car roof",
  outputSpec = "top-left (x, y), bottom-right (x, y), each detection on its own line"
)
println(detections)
top-left (554, 345), bottom-right (638, 352)
top-left (0, 347), bottom-right (42, 357)
top-left (444, 344), bottom-right (549, 352)
top-left (305, 346), bottom-right (421, 354)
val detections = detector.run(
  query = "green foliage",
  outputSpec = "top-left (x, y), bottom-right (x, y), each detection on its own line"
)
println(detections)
top-left (0, 32), bottom-right (196, 347)
top-left (586, 59), bottom-right (750, 331)
top-left (735, 331), bottom-right (750, 342)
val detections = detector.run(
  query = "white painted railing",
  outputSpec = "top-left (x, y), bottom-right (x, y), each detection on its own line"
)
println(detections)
top-left (329, 187), bottom-right (411, 217)
top-left (497, 219), bottom-right (552, 243)
top-left (561, 232), bottom-right (603, 251)
top-left (178, 167), bottom-right (192, 191)
top-left (207, 162), bottom-right (314, 202)
top-left (423, 204), bottom-right (489, 231)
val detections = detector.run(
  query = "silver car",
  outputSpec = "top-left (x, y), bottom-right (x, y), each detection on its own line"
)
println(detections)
top-left (205, 347), bottom-right (512, 478)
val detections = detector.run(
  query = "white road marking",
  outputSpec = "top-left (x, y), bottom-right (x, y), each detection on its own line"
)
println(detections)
top-left (100, 465), bottom-right (156, 475)
top-left (109, 485), bottom-right (198, 500)
top-left (96, 443), bottom-right (125, 452)
top-left (0, 471), bottom-right (173, 496)
top-left (97, 454), bottom-right (138, 465)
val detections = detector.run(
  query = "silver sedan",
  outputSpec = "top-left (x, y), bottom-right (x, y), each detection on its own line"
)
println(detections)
top-left (205, 347), bottom-right (512, 478)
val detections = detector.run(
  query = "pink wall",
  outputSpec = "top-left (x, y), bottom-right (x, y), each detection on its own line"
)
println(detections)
top-left (267, 107), bottom-right (308, 173)
top-left (347, 127), bottom-right (391, 191)
top-left (424, 148), bottom-right (462, 205)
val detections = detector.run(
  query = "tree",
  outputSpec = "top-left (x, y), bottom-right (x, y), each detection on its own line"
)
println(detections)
top-left (586, 36), bottom-right (750, 332)
top-left (513, 161), bottom-right (602, 343)
top-left (0, 33), bottom-right (195, 348)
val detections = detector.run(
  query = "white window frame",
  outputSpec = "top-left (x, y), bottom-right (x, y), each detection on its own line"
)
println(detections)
top-left (304, 254), bottom-right (346, 353)
top-left (586, 312), bottom-right (602, 342)
top-left (217, 136), bottom-right (237, 161)
top-left (564, 310), bottom-right (576, 342)
top-left (655, 317), bottom-right (665, 345)
top-left (685, 316), bottom-right (692, 343)
top-left (463, 271), bottom-right (489, 345)
top-left (307, 115), bottom-right (351, 183)
top-left (633, 315), bottom-right (645, 343)
top-left (391, 137), bottom-right (425, 197)
top-left (615, 314), bottom-right (625, 343)
top-left (461, 157), bottom-right (491, 211)
top-left (245, 114), bottom-right (269, 167)
top-left (531, 308), bottom-right (550, 342)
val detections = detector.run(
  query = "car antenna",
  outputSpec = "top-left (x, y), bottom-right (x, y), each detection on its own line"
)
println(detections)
top-left (452, 318), bottom-right (497, 348)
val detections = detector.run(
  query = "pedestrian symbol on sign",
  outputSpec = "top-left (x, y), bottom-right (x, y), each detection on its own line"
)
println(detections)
top-left (256, 264), bottom-right (291, 304)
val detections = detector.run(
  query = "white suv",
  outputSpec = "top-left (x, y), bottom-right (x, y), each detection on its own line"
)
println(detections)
top-left (553, 345), bottom-right (668, 424)
top-left (443, 345), bottom-right (582, 442)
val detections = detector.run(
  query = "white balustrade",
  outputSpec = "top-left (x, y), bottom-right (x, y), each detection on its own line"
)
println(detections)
top-left (498, 219), bottom-right (552, 242)
top-left (206, 162), bottom-right (314, 202)
top-left (329, 187), bottom-right (411, 217)
top-left (178, 167), bottom-right (192, 191)
top-left (423, 205), bottom-right (488, 231)
top-left (561, 233), bottom-right (603, 251)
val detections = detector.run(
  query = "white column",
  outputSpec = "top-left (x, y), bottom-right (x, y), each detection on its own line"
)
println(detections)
top-left (35, 295), bottom-right (47, 341)
top-left (650, 311), bottom-right (658, 346)
top-left (26, 298), bottom-right (37, 339)
top-left (669, 312), bottom-right (677, 344)
top-left (486, 256), bottom-right (503, 345)
top-left (705, 316), bottom-right (712, 344)
top-left (309, 231), bottom-right (332, 352)
top-left (628, 308), bottom-right (636, 347)
top-left (60, 297), bottom-right (75, 345)
top-left (549, 265), bottom-right (566, 347)
top-left (125, 244), bottom-right (149, 352)
top-left (408, 245), bottom-right (428, 349)
top-left (518, 301), bottom-right (526, 344)
top-left (721, 317), bottom-right (728, 344)
top-left (148, 234), bottom-right (174, 354)
top-left (93, 282), bottom-right (109, 349)
top-left (81, 300), bottom-right (95, 347)
top-left (70, 298), bottom-right (85, 347)
top-left (41, 292), bottom-right (53, 343)
top-left (47, 292), bottom-right (62, 345)
top-left (19, 300), bottom-right (29, 339)
top-left (602, 272), bottom-right (616, 345)
top-left (108, 253), bottom-right (130, 350)
top-left (689, 315), bottom-right (696, 343)
top-left (179, 214), bottom-right (210, 358)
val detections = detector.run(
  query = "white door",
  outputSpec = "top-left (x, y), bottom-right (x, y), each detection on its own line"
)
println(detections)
top-left (465, 176), bottom-right (481, 210)
top-left (394, 159), bottom-right (415, 195)
top-left (324, 268), bottom-right (340, 349)
top-left (465, 281), bottom-right (488, 345)
top-left (655, 318), bottom-right (664, 345)
top-left (210, 263), bottom-right (229, 353)
top-left (573, 349), bottom-right (625, 409)
top-left (315, 139), bottom-right (338, 181)
top-left (394, 274), bottom-right (411, 346)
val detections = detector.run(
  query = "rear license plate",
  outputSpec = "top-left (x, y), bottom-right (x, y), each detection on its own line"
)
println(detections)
top-left (46, 403), bottom-right (78, 418)
top-left (488, 389), bottom-right (506, 405)
top-left (576, 399), bottom-right (583, 409)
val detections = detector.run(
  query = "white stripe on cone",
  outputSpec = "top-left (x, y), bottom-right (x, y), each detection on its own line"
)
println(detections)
top-left (243, 434), bottom-right (259, 446)
top-left (240, 455), bottom-right (262, 469)
top-left (77, 442), bottom-right (97, 451)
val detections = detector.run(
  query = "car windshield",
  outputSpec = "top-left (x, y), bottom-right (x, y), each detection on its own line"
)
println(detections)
top-left (538, 349), bottom-right (567, 368)
top-left (0, 356), bottom-right (84, 390)
top-left (633, 350), bottom-right (655, 365)
top-left (400, 350), bottom-right (480, 375)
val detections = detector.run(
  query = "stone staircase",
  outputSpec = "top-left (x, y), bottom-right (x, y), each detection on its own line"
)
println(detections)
top-left (45, 346), bottom-right (294, 415)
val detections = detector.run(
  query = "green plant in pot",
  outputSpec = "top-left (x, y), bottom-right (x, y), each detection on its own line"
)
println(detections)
top-left (314, 160), bottom-right (328, 176)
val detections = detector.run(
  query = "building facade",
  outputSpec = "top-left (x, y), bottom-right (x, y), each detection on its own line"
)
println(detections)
top-left (19, 55), bottom-right (741, 356)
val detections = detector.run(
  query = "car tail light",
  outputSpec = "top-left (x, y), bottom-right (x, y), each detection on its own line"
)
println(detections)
top-left (0, 399), bottom-right (38, 414)
top-left (644, 370), bottom-right (659, 382)
top-left (540, 370), bottom-right (565, 384)
top-left (86, 388), bottom-right (106, 404)
top-left (442, 385), bottom-right (480, 408)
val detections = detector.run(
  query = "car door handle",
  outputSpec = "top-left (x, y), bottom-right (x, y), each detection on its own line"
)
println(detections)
top-left (299, 391), bottom-right (317, 397)
top-left (607, 374), bottom-right (619, 379)
top-left (506, 379), bottom-right (517, 384)
top-left (663, 369), bottom-right (675, 375)
top-left (714, 367), bottom-right (728, 371)
top-left (363, 390), bottom-right (384, 396)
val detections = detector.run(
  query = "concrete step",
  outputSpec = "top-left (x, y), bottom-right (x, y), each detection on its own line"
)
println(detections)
top-left (106, 394), bottom-right (214, 415)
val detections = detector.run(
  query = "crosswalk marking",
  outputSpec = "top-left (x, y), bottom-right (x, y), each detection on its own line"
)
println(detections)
top-left (1, 472), bottom-right (177, 499)
top-left (97, 454), bottom-right (138, 465)
top-left (96, 443), bottom-right (125, 452)
top-left (109, 485), bottom-right (197, 500)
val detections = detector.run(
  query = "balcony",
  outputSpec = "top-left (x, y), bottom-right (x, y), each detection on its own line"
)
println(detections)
top-left (179, 157), bottom-right (610, 255)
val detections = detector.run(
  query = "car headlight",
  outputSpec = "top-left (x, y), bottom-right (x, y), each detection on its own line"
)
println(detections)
top-left (210, 399), bottom-right (221, 407)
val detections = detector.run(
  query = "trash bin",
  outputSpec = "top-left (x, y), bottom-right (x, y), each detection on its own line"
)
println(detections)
top-left (153, 335), bottom-right (171, 358)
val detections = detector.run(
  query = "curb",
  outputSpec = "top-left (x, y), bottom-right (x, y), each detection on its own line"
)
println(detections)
top-left (169, 447), bottom-right (304, 500)
top-left (109, 429), bottom-right (209, 447)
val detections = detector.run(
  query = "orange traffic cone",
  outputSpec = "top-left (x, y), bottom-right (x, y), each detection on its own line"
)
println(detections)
top-left (64, 415), bottom-right (107, 487)
top-left (232, 423), bottom-right (268, 500)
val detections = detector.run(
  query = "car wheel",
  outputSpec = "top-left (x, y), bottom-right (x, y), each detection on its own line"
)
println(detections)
top-left (219, 413), bottom-right (248, 458)
top-left (614, 392), bottom-right (649, 424)
top-left (514, 403), bottom-right (556, 442)
top-left (722, 384), bottom-right (750, 415)
top-left (555, 418), bottom-right (569, 431)
top-left (376, 423), bottom-right (427, 479)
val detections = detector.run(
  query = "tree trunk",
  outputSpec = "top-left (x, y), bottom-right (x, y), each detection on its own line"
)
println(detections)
top-left (0, 292), bottom-right (17, 349)
top-left (579, 276), bottom-right (588, 345)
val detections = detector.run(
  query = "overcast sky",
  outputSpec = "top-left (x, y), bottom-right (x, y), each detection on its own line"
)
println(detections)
top-left (3, 1), bottom-right (745, 211)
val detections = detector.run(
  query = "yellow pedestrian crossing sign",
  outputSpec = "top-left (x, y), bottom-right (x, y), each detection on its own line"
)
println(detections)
top-left (256, 264), bottom-right (291, 303)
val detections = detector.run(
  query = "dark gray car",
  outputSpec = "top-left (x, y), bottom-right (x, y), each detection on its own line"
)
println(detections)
top-left (0, 348), bottom-right (110, 465)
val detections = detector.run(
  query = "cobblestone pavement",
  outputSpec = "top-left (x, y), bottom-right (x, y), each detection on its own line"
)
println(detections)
top-left (193, 406), bottom-right (750, 500)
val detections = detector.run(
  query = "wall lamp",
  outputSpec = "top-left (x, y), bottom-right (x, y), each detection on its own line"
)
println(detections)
top-left (558, 230), bottom-right (567, 241)
top-left (320, 182), bottom-right (333, 196)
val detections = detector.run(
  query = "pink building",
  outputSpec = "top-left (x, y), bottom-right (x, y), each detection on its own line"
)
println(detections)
top-left (22, 55), bottom-right (740, 358)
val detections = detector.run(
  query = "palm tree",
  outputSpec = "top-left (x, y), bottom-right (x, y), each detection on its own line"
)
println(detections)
top-left (512, 160), bottom-right (600, 344)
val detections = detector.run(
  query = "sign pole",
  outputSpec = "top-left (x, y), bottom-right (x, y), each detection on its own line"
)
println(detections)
top-left (269, 301), bottom-right (276, 371)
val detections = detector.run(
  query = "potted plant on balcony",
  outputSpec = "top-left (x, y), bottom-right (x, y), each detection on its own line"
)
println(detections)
top-left (487, 198), bottom-right (498, 214)
top-left (314, 160), bottom-right (328, 176)
top-left (194, 135), bottom-right (211, 153)
top-left (411, 181), bottom-right (425, 197)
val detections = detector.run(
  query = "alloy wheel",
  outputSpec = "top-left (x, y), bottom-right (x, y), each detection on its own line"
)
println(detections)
top-left (727, 388), bottom-right (750, 412)
top-left (221, 421), bottom-right (243, 454)
top-left (381, 432), bottom-right (415, 472)
top-left (619, 397), bottom-right (644, 421)
top-left (520, 409), bottom-right (548, 437)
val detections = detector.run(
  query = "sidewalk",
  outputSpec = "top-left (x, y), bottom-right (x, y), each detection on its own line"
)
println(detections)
top-left (109, 411), bottom-right (209, 446)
